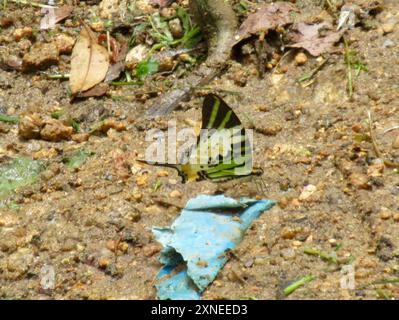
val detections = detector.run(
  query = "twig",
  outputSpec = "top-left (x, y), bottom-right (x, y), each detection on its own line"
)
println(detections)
top-left (297, 58), bottom-right (329, 87)
top-left (111, 81), bottom-right (142, 86)
top-left (43, 73), bottom-right (70, 79)
top-left (106, 30), bottom-right (111, 56)
top-left (358, 277), bottom-right (399, 290)
top-left (368, 111), bottom-right (399, 168)
top-left (383, 125), bottom-right (399, 134)
top-left (8, 0), bottom-right (56, 9)
top-left (304, 247), bottom-right (339, 265)
top-left (344, 38), bottom-right (353, 98)
top-left (272, 50), bottom-right (294, 75)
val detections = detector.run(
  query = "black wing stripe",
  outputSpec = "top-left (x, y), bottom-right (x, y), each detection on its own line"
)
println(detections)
top-left (202, 94), bottom-right (241, 130)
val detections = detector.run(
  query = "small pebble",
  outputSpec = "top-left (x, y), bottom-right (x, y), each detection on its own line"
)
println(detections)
top-left (160, 7), bottom-right (176, 18)
top-left (72, 133), bottom-right (90, 143)
top-left (392, 135), bottom-right (399, 149)
top-left (143, 244), bottom-right (161, 257)
top-left (22, 43), bottom-right (59, 71)
top-left (106, 240), bottom-right (118, 252)
top-left (281, 227), bottom-right (299, 240)
top-left (382, 23), bottom-right (395, 34)
top-left (53, 33), bottom-right (75, 54)
top-left (382, 39), bottom-right (395, 48)
top-left (157, 170), bottom-right (169, 177)
top-left (380, 209), bottom-right (392, 220)
top-left (168, 18), bottom-right (184, 38)
top-left (98, 258), bottom-right (110, 269)
top-left (367, 163), bottom-right (384, 177)
top-left (292, 240), bottom-right (302, 247)
top-left (281, 248), bottom-right (296, 259)
top-left (118, 242), bottom-right (129, 253)
top-left (125, 211), bottom-right (141, 222)
top-left (328, 238), bottom-right (337, 245)
top-left (295, 52), bottom-right (308, 65)
top-left (125, 44), bottom-right (149, 71)
top-left (244, 258), bottom-right (254, 268)
top-left (299, 184), bottom-right (317, 201)
top-left (13, 27), bottom-right (33, 41)
top-left (132, 191), bottom-right (143, 201)
top-left (135, 175), bottom-right (148, 186)
top-left (170, 190), bottom-right (182, 198)
top-left (349, 172), bottom-right (370, 190)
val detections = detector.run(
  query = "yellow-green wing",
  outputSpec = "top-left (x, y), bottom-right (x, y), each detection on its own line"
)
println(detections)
top-left (181, 94), bottom-right (257, 182)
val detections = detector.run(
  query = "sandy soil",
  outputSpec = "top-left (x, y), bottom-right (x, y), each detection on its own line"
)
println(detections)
top-left (0, 0), bottom-right (399, 299)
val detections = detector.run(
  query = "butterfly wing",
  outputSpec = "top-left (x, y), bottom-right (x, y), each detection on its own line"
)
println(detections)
top-left (201, 94), bottom-right (242, 130)
top-left (181, 94), bottom-right (256, 182)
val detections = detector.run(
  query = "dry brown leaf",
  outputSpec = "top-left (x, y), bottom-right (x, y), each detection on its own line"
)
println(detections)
top-left (69, 25), bottom-right (110, 96)
top-left (77, 83), bottom-right (109, 98)
top-left (40, 5), bottom-right (74, 30)
top-left (289, 22), bottom-right (344, 56)
top-left (150, 0), bottom-right (174, 7)
top-left (234, 2), bottom-right (297, 44)
top-left (105, 43), bottom-right (129, 83)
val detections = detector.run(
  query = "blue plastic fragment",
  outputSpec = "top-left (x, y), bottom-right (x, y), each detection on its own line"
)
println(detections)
top-left (153, 195), bottom-right (276, 300)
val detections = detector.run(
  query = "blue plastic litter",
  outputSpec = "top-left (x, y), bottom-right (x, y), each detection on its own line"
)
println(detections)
top-left (153, 194), bottom-right (276, 300)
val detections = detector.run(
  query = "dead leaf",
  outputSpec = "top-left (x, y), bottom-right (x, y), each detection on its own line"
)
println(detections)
top-left (150, 0), bottom-right (174, 7)
top-left (337, 4), bottom-right (359, 30)
top-left (69, 24), bottom-right (110, 96)
top-left (105, 42), bottom-right (129, 83)
top-left (40, 5), bottom-right (74, 30)
top-left (77, 83), bottom-right (109, 98)
top-left (98, 33), bottom-right (122, 63)
top-left (234, 2), bottom-right (297, 45)
top-left (289, 22), bottom-right (344, 56)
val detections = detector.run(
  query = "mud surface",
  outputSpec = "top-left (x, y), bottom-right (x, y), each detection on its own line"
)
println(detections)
top-left (0, 0), bottom-right (399, 299)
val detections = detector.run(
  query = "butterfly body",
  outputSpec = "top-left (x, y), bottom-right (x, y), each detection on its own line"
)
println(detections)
top-left (140, 94), bottom-right (263, 183)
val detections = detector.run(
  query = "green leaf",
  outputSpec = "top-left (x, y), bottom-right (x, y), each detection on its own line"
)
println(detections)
top-left (181, 25), bottom-right (202, 49)
top-left (71, 119), bottom-right (80, 133)
top-left (51, 110), bottom-right (64, 119)
top-left (150, 12), bottom-right (174, 44)
top-left (62, 150), bottom-right (93, 169)
top-left (0, 114), bottom-right (19, 124)
top-left (136, 59), bottom-right (159, 79)
top-left (0, 158), bottom-right (45, 205)
top-left (176, 7), bottom-right (191, 33)
top-left (153, 180), bottom-right (162, 192)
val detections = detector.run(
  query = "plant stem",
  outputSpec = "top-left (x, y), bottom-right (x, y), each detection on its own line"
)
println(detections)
top-left (344, 38), bottom-right (353, 98)
top-left (45, 73), bottom-right (70, 79)
top-left (304, 247), bottom-right (339, 265)
top-left (284, 275), bottom-right (315, 296)
top-left (0, 114), bottom-right (19, 124)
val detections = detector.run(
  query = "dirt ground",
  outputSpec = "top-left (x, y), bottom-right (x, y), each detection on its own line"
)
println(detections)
top-left (0, 0), bottom-right (399, 300)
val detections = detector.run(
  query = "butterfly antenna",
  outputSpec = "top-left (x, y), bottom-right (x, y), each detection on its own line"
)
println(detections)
top-left (254, 176), bottom-right (267, 196)
top-left (136, 159), bottom-right (179, 170)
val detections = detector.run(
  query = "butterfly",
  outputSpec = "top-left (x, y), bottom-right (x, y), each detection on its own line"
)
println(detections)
top-left (139, 94), bottom-right (263, 183)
